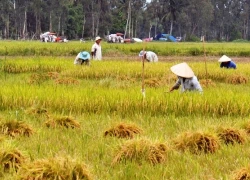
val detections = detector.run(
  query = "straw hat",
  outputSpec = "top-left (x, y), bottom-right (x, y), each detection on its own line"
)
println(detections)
top-left (170, 62), bottom-right (194, 78)
top-left (79, 51), bottom-right (90, 60)
top-left (95, 36), bottom-right (102, 41)
top-left (139, 50), bottom-right (146, 57)
top-left (218, 55), bottom-right (231, 62)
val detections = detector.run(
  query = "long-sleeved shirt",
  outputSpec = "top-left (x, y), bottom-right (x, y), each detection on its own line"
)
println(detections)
top-left (220, 61), bottom-right (236, 69)
top-left (145, 51), bottom-right (158, 62)
top-left (173, 76), bottom-right (203, 93)
top-left (91, 42), bottom-right (102, 60)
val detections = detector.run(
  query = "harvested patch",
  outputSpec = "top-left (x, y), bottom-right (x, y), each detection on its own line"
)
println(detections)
top-left (144, 78), bottom-right (162, 88)
top-left (0, 120), bottom-right (34, 137)
top-left (45, 116), bottom-right (80, 129)
top-left (173, 131), bottom-right (220, 154)
top-left (199, 79), bottom-right (216, 88)
top-left (28, 73), bottom-right (50, 84)
top-left (0, 147), bottom-right (26, 172)
top-left (47, 72), bottom-right (60, 79)
top-left (217, 127), bottom-right (245, 145)
top-left (232, 165), bottom-right (250, 180)
top-left (112, 139), bottom-right (168, 165)
top-left (55, 77), bottom-right (79, 85)
top-left (226, 75), bottom-right (248, 84)
top-left (17, 156), bottom-right (93, 180)
top-left (104, 122), bottom-right (143, 139)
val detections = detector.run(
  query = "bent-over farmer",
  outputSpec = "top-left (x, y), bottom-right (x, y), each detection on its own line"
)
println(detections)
top-left (139, 50), bottom-right (158, 62)
top-left (74, 51), bottom-right (91, 66)
top-left (219, 55), bottom-right (237, 69)
top-left (169, 62), bottom-right (203, 93)
top-left (91, 36), bottom-right (102, 60)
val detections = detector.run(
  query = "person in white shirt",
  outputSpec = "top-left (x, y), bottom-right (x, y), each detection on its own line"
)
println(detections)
top-left (169, 62), bottom-right (203, 93)
top-left (139, 50), bottom-right (158, 62)
top-left (91, 36), bottom-right (102, 60)
top-left (74, 51), bottom-right (90, 66)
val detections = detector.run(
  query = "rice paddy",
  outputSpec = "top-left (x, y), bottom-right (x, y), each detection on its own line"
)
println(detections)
top-left (1, 41), bottom-right (250, 179)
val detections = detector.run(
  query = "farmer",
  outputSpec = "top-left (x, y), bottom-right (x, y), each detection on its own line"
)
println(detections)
top-left (91, 36), bottom-right (102, 60)
top-left (219, 55), bottom-right (237, 69)
top-left (74, 51), bottom-right (90, 66)
top-left (169, 62), bottom-right (203, 93)
top-left (139, 50), bottom-right (158, 62)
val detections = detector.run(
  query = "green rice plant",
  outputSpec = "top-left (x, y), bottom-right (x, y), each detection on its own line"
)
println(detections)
top-left (232, 165), bottom-right (250, 180)
top-left (45, 115), bottom-right (80, 129)
top-left (0, 120), bottom-right (34, 137)
top-left (173, 131), bottom-right (220, 154)
top-left (217, 127), bottom-right (246, 145)
top-left (17, 156), bottom-right (93, 180)
top-left (104, 122), bottom-right (143, 139)
top-left (0, 144), bottom-right (26, 172)
top-left (112, 138), bottom-right (168, 165)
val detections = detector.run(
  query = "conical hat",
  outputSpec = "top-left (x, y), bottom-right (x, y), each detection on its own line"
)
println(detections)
top-left (170, 62), bottom-right (194, 78)
top-left (218, 55), bottom-right (231, 62)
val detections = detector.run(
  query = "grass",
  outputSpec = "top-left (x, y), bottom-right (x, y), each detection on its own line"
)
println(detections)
top-left (0, 42), bottom-right (250, 179)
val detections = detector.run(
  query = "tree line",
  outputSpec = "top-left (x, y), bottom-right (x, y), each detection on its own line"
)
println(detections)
top-left (0, 0), bottom-right (249, 41)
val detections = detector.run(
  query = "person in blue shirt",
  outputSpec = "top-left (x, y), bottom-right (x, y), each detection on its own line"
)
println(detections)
top-left (74, 51), bottom-right (91, 66)
top-left (169, 62), bottom-right (203, 93)
top-left (219, 55), bottom-right (236, 69)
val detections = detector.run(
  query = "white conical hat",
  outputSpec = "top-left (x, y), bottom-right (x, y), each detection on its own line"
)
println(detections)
top-left (218, 55), bottom-right (231, 62)
top-left (170, 62), bottom-right (194, 78)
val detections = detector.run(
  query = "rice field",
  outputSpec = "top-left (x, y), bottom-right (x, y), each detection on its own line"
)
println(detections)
top-left (0, 41), bottom-right (250, 179)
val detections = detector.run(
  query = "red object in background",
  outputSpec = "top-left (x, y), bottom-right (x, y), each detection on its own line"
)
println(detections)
top-left (116, 33), bottom-right (124, 36)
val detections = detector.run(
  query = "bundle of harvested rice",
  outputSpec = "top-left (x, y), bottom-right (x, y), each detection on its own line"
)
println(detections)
top-left (0, 147), bottom-right (26, 172)
top-left (226, 75), bottom-right (248, 84)
top-left (232, 165), bottom-right (250, 180)
top-left (173, 131), bottom-right (220, 154)
top-left (144, 78), bottom-right (162, 88)
top-left (199, 79), bottom-right (216, 88)
top-left (0, 120), bottom-right (33, 137)
top-left (17, 156), bottom-right (93, 180)
top-left (112, 139), bottom-right (168, 165)
top-left (217, 127), bottom-right (245, 145)
top-left (55, 77), bottom-right (79, 85)
top-left (45, 116), bottom-right (80, 129)
top-left (104, 122), bottom-right (143, 139)
top-left (25, 106), bottom-right (48, 116)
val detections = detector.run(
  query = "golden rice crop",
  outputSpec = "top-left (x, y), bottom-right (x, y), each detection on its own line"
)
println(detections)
top-left (104, 122), bottom-right (143, 139)
top-left (0, 120), bottom-right (34, 137)
top-left (17, 156), bottom-right (93, 180)
top-left (217, 127), bottom-right (246, 145)
top-left (112, 139), bottom-right (168, 165)
top-left (232, 165), bottom-right (250, 180)
top-left (173, 131), bottom-right (220, 154)
top-left (45, 116), bottom-right (80, 129)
